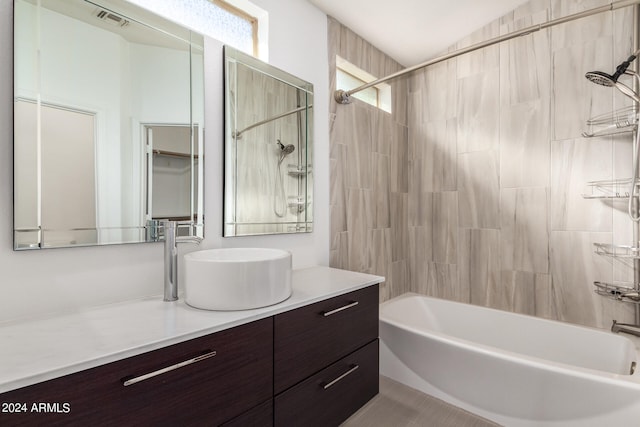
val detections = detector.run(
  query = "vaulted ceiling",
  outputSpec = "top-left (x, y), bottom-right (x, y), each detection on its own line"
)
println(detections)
top-left (307, 0), bottom-right (530, 66)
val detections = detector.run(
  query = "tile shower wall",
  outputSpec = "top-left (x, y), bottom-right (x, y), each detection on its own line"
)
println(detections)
top-left (230, 62), bottom-right (306, 231)
top-left (329, 0), bottom-right (639, 329)
top-left (328, 17), bottom-right (410, 301)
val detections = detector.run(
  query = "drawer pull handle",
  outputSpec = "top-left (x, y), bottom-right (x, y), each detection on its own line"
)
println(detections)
top-left (322, 301), bottom-right (359, 317)
top-left (122, 350), bottom-right (216, 386)
top-left (321, 364), bottom-right (359, 390)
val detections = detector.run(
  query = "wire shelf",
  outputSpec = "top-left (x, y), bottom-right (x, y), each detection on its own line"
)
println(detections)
top-left (583, 106), bottom-right (638, 138)
top-left (594, 243), bottom-right (640, 258)
top-left (581, 178), bottom-right (636, 199)
top-left (594, 281), bottom-right (640, 304)
top-left (287, 164), bottom-right (311, 177)
top-left (287, 196), bottom-right (308, 213)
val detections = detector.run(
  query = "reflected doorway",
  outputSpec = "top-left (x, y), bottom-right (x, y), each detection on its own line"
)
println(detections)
top-left (144, 124), bottom-right (200, 224)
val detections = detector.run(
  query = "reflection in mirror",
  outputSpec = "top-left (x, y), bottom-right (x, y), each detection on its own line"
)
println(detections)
top-left (224, 46), bottom-right (313, 236)
top-left (13, 0), bottom-right (204, 249)
top-left (144, 124), bottom-right (200, 221)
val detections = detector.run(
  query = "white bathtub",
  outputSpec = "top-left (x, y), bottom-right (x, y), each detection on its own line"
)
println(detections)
top-left (380, 293), bottom-right (640, 427)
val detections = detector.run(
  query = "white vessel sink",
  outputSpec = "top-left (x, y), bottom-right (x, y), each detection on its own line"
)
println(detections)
top-left (183, 248), bottom-right (292, 310)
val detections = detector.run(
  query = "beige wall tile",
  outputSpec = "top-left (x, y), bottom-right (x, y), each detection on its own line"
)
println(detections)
top-left (433, 192), bottom-right (458, 264)
top-left (499, 99), bottom-right (550, 189)
top-left (456, 73), bottom-right (500, 153)
top-left (458, 150), bottom-right (500, 229)
top-left (328, 1), bottom-right (634, 329)
top-left (372, 153), bottom-right (391, 229)
top-left (390, 192), bottom-right (409, 262)
top-left (550, 137), bottom-right (613, 232)
top-left (329, 19), bottom-right (407, 298)
top-left (424, 118), bottom-right (457, 191)
top-left (428, 263), bottom-right (466, 303)
top-left (458, 228), bottom-right (501, 307)
top-left (500, 187), bottom-right (549, 273)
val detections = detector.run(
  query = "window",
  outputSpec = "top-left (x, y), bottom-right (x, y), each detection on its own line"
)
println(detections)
top-left (129, 0), bottom-right (267, 60)
top-left (209, 0), bottom-right (258, 57)
top-left (336, 56), bottom-right (392, 113)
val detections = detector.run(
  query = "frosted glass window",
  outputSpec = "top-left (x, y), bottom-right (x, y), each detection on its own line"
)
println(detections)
top-left (337, 69), bottom-right (378, 106)
top-left (207, 1), bottom-right (255, 56)
top-left (336, 56), bottom-right (392, 113)
top-left (129, 0), bottom-right (261, 57)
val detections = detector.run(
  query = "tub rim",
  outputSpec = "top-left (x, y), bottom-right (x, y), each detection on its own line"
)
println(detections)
top-left (380, 292), bottom-right (640, 387)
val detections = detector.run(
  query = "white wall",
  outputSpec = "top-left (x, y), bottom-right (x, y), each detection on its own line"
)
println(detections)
top-left (0, 0), bottom-right (329, 322)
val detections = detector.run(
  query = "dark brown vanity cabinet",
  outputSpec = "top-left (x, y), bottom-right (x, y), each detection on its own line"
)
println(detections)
top-left (0, 318), bottom-right (273, 427)
top-left (0, 284), bottom-right (380, 427)
top-left (275, 340), bottom-right (378, 427)
top-left (274, 285), bottom-right (379, 426)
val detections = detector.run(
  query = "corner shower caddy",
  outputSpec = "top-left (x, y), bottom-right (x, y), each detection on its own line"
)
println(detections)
top-left (584, 105), bottom-right (640, 307)
top-left (594, 281), bottom-right (640, 303)
top-left (592, 241), bottom-right (640, 303)
top-left (582, 105), bottom-right (638, 138)
top-left (582, 178), bottom-right (637, 199)
top-left (581, 108), bottom-right (639, 199)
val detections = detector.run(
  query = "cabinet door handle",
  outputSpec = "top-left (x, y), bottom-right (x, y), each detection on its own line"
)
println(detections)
top-left (321, 364), bottom-right (359, 390)
top-left (122, 350), bottom-right (216, 386)
top-left (322, 301), bottom-right (358, 317)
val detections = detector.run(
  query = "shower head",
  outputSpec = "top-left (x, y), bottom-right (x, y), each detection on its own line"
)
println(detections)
top-left (585, 70), bottom-right (640, 104)
top-left (585, 71), bottom-right (616, 87)
top-left (586, 49), bottom-right (640, 84)
top-left (585, 48), bottom-right (640, 101)
top-left (277, 140), bottom-right (295, 155)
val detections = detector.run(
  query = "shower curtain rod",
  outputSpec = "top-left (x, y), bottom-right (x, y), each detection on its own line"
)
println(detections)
top-left (233, 104), bottom-right (312, 139)
top-left (334, 0), bottom-right (640, 104)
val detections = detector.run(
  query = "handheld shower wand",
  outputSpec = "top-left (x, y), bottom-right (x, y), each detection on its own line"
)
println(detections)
top-left (274, 139), bottom-right (295, 218)
top-left (585, 49), bottom-right (640, 222)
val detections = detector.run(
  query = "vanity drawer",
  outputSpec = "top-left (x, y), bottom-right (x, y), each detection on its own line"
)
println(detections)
top-left (0, 318), bottom-right (273, 426)
top-left (221, 399), bottom-right (273, 427)
top-left (274, 339), bottom-right (379, 427)
top-left (274, 284), bottom-right (378, 393)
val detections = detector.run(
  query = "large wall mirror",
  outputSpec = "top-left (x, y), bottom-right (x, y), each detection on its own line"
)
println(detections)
top-left (224, 46), bottom-right (313, 237)
top-left (13, 0), bottom-right (204, 250)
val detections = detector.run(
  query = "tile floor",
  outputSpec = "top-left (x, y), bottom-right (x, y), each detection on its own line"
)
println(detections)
top-left (342, 376), bottom-right (500, 427)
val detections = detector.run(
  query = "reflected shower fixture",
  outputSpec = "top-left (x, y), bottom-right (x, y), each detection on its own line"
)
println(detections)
top-left (277, 140), bottom-right (296, 158)
top-left (278, 140), bottom-right (296, 156)
top-left (274, 140), bottom-right (295, 218)
top-left (233, 105), bottom-right (312, 139)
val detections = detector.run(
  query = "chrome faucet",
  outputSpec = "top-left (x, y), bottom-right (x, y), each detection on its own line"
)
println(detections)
top-left (611, 320), bottom-right (640, 338)
top-left (163, 220), bottom-right (203, 301)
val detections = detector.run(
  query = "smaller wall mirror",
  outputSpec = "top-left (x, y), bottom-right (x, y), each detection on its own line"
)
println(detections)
top-left (224, 46), bottom-right (313, 237)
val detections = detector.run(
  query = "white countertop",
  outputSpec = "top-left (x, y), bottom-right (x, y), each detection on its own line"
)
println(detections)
top-left (0, 266), bottom-right (384, 394)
